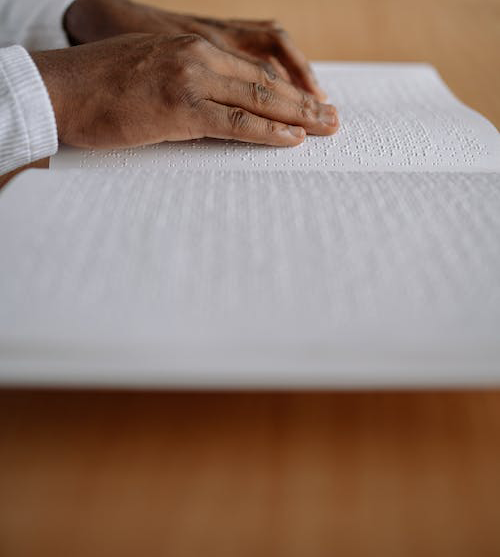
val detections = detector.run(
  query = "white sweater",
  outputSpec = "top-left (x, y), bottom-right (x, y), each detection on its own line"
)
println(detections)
top-left (0, 0), bottom-right (73, 174)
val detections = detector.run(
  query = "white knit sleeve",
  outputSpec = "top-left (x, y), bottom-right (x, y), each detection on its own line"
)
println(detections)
top-left (0, 46), bottom-right (58, 174)
top-left (0, 0), bottom-right (75, 50)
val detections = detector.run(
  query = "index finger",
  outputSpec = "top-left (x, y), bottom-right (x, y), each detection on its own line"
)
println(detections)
top-left (270, 30), bottom-right (328, 102)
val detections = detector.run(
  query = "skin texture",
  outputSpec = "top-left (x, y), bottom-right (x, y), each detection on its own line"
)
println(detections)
top-left (32, 33), bottom-right (338, 149)
top-left (64, 0), bottom-right (328, 101)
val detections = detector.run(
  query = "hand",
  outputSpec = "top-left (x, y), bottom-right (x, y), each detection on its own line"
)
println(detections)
top-left (64, 0), bottom-right (328, 101)
top-left (31, 33), bottom-right (338, 149)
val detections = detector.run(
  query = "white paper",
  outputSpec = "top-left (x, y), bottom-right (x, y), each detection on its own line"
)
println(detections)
top-left (1, 168), bottom-right (499, 387)
top-left (50, 63), bottom-right (500, 172)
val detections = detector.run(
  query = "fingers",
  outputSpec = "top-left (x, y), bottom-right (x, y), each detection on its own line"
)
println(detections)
top-left (197, 46), bottom-right (338, 135)
top-left (203, 72), bottom-right (337, 136)
top-left (267, 31), bottom-right (327, 101)
top-left (267, 55), bottom-right (291, 83)
top-left (225, 20), bottom-right (328, 101)
top-left (206, 47), bottom-right (331, 110)
top-left (219, 46), bottom-right (291, 83)
top-left (199, 100), bottom-right (306, 147)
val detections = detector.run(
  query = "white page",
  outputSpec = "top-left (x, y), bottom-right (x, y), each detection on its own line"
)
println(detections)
top-left (0, 169), bottom-right (499, 387)
top-left (51, 63), bottom-right (500, 172)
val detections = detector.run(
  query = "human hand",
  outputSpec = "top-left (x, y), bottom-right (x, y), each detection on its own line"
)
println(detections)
top-left (31, 33), bottom-right (338, 149)
top-left (64, 0), bottom-right (328, 101)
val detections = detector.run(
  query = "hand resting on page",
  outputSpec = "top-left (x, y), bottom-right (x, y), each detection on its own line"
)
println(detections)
top-left (30, 2), bottom-right (338, 150)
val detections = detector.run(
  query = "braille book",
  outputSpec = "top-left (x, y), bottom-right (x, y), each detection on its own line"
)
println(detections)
top-left (0, 63), bottom-right (499, 387)
top-left (51, 63), bottom-right (499, 173)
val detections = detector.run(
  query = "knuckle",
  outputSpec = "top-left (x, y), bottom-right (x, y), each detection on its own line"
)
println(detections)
top-left (266, 119), bottom-right (281, 135)
top-left (174, 33), bottom-right (209, 53)
top-left (250, 82), bottom-right (272, 105)
top-left (179, 88), bottom-right (201, 109)
top-left (161, 79), bottom-right (199, 110)
top-left (172, 59), bottom-right (200, 83)
top-left (164, 60), bottom-right (204, 108)
top-left (299, 93), bottom-right (319, 120)
top-left (259, 63), bottom-right (278, 87)
top-left (270, 21), bottom-right (286, 35)
top-left (228, 107), bottom-right (250, 131)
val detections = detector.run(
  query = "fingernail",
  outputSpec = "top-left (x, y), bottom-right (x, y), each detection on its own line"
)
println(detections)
top-left (320, 107), bottom-right (337, 127)
top-left (287, 125), bottom-right (306, 138)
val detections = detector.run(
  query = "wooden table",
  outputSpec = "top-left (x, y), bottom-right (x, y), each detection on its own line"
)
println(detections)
top-left (1, 1), bottom-right (499, 555)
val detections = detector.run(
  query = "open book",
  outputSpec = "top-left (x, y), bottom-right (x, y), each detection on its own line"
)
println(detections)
top-left (1, 63), bottom-right (499, 387)
top-left (52, 63), bottom-right (499, 173)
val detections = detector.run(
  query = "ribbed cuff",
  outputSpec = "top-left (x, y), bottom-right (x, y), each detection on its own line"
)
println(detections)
top-left (0, 46), bottom-right (58, 174)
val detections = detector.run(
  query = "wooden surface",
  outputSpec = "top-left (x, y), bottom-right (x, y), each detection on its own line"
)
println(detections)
top-left (1, 1), bottom-right (500, 555)
top-left (1, 390), bottom-right (500, 557)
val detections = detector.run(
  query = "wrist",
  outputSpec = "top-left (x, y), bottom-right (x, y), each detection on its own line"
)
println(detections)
top-left (30, 51), bottom-right (70, 142)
